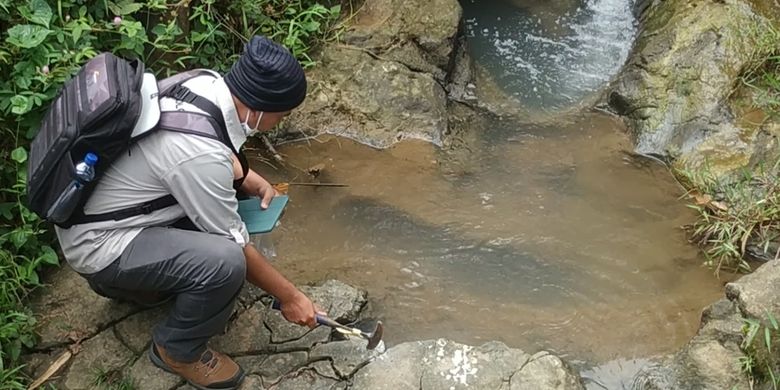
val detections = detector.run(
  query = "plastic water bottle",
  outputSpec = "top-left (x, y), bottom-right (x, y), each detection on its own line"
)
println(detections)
top-left (251, 220), bottom-right (282, 260)
top-left (46, 152), bottom-right (98, 223)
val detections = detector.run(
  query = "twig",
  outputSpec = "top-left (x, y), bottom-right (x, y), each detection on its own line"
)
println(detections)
top-left (28, 350), bottom-right (73, 390)
top-left (261, 134), bottom-right (285, 164)
top-left (289, 182), bottom-right (349, 187)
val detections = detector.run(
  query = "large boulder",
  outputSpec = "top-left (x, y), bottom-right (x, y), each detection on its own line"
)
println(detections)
top-left (283, 0), bottom-right (466, 148)
top-left (608, 0), bottom-right (775, 175)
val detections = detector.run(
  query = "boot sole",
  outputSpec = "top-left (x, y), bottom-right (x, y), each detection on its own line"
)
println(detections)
top-left (148, 344), bottom-right (245, 390)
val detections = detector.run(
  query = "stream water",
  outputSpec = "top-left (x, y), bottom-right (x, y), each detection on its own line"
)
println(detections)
top-left (251, 0), bottom-right (729, 387)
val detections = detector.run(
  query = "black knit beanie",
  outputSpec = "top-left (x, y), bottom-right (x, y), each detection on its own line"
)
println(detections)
top-left (224, 36), bottom-right (307, 112)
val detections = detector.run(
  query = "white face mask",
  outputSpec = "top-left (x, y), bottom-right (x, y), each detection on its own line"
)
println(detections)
top-left (241, 110), bottom-right (263, 136)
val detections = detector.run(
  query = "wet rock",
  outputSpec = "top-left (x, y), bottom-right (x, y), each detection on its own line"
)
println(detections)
top-left (634, 298), bottom-right (749, 389)
top-left (114, 305), bottom-right (168, 353)
top-left (212, 300), bottom-right (273, 355)
top-left (609, 0), bottom-right (774, 175)
top-left (309, 338), bottom-right (381, 378)
top-left (62, 329), bottom-right (135, 389)
top-left (510, 351), bottom-right (584, 390)
top-left (128, 353), bottom-right (182, 390)
top-left (726, 260), bottom-right (780, 320)
top-left (351, 339), bottom-right (583, 390)
top-left (30, 267), bottom-right (136, 348)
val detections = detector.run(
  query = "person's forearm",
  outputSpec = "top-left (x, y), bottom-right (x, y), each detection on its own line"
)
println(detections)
top-left (243, 244), bottom-right (300, 301)
top-left (239, 169), bottom-right (263, 195)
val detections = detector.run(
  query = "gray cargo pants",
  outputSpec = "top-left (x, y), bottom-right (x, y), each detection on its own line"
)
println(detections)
top-left (82, 226), bottom-right (246, 362)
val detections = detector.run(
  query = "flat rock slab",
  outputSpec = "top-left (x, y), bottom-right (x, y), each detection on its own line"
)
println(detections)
top-left (212, 300), bottom-right (273, 355)
top-left (236, 351), bottom-right (309, 383)
top-left (351, 339), bottom-right (583, 390)
top-left (30, 266), bottom-right (136, 347)
top-left (62, 329), bottom-right (135, 390)
top-left (128, 352), bottom-right (182, 390)
top-left (115, 305), bottom-right (168, 353)
top-left (310, 339), bottom-right (381, 378)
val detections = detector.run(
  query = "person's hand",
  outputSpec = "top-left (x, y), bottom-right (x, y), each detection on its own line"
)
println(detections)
top-left (280, 291), bottom-right (324, 328)
top-left (254, 175), bottom-right (278, 209)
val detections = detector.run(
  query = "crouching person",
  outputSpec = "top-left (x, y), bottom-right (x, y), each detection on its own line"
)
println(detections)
top-left (53, 36), bottom-right (315, 389)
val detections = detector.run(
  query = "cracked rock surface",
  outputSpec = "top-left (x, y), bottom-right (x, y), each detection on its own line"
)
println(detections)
top-left (25, 267), bottom-right (581, 389)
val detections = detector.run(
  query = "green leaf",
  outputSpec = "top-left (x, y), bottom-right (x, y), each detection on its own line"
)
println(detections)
top-left (9, 229), bottom-right (30, 249)
top-left (11, 147), bottom-right (27, 163)
top-left (119, 2), bottom-right (143, 15)
top-left (27, 0), bottom-right (53, 28)
top-left (10, 95), bottom-right (31, 115)
top-left (0, 203), bottom-right (14, 220)
top-left (6, 24), bottom-right (52, 49)
top-left (765, 326), bottom-right (772, 353)
top-left (38, 246), bottom-right (59, 266)
top-left (768, 310), bottom-right (779, 330)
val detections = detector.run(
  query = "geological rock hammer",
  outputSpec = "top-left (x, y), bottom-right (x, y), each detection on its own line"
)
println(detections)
top-left (271, 299), bottom-right (384, 350)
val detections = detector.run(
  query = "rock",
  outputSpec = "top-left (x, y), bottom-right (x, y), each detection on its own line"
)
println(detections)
top-left (272, 368), bottom-right (339, 390)
top-left (300, 280), bottom-right (367, 322)
top-left (286, 45), bottom-right (448, 149)
top-left (265, 309), bottom-right (321, 344)
top-left (310, 339), bottom-right (381, 378)
top-left (351, 339), bottom-right (583, 390)
top-left (309, 360), bottom-right (340, 380)
top-left (30, 267), bottom-right (136, 348)
top-left (271, 326), bottom-right (331, 353)
top-left (281, 0), bottom-right (467, 149)
top-left (239, 375), bottom-right (265, 389)
top-left (62, 329), bottom-right (135, 390)
top-left (236, 351), bottom-right (309, 383)
top-left (114, 306), bottom-right (168, 353)
top-left (726, 260), bottom-right (780, 320)
top-left (343, 0), bottom-right (462, 75)
top-left (20, 350), bottom-right (64, 381)
top-left (634, 298), bottom-right (749, 389)
top-left (128, 352), bottom-right (182, 390)
top-left (212, 300), bottom-right (272, 355)
top-left (608, 0), bottom-right (774, 175)
top-left (510, 352), bottom-right (583, 390)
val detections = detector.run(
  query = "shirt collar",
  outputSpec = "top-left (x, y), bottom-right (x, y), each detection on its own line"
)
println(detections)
top-left (213, 77), bottom-right (247, 151)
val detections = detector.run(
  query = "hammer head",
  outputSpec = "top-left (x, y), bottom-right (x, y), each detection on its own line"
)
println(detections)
top-left (366, 321), bottom-right (384, 350)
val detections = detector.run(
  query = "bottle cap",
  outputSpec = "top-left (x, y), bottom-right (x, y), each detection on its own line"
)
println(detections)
top-left (85, 153), bottom-right (98, 166)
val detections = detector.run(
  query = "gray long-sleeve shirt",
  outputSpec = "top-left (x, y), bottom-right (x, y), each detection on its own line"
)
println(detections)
top-left (56, 74), bottom-right (251, 274)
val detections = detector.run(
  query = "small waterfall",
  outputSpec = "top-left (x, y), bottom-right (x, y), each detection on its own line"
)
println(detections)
top-left (462, 0), bottom-right (637, 110)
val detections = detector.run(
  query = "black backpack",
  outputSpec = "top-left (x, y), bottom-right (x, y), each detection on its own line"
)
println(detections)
top-left (27, 52), bottom-right (248, 228)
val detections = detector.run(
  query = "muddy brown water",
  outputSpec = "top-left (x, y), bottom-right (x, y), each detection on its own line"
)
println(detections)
top-left (250, 112), bottom-right (726, 367)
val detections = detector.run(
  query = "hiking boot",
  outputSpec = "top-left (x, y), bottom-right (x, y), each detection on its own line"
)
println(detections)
top-left (149, 343), bottom-right (245, 390)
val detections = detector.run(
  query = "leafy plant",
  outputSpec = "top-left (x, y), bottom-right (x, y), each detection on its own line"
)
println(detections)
top-left (742, 312), bottom-right (780, 389)
top-left (678, 159), bottom-right (780, 275)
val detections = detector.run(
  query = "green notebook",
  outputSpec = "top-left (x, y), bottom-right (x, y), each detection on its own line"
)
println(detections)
top-left (237, 195), bottom-right (289, 234)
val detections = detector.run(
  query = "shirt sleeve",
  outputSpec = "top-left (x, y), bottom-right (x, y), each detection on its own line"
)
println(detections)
top-left (160, 152), bottom-right (250, 246)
